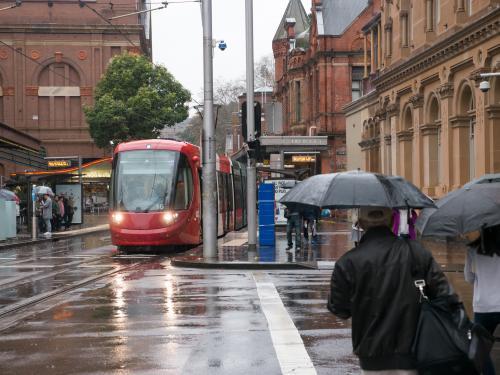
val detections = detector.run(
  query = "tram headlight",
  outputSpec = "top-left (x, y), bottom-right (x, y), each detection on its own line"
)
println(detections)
top-left (112, 212), bottom-right (124, 224)
top-left (162, 211), bottom-right (178, 225)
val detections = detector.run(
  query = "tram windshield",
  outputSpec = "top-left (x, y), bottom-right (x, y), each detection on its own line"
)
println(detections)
top-left (112, 150), bottom-right (178, 212)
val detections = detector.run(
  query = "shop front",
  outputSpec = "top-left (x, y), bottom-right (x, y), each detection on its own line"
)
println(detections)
top-left (11, 157), bottom-right (112, 224)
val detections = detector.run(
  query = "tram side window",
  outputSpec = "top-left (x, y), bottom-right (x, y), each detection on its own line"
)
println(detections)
top-left (217, 172), bottom-right (226, 213)
top-left (233, 173), bottom-right (242, 211)
top-left (173, 156), bottom-right (193, 210)
top-left (226, 174), bottom-right (233, 212)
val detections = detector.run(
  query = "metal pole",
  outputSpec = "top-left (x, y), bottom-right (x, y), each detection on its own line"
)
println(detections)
top-left (202, 0), bottom-right (217, 258)
top-left (245, 0), bottom-right (257, 251)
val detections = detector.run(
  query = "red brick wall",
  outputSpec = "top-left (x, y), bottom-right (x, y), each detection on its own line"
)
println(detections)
top-left (273, 0), bottom-right (380, 173)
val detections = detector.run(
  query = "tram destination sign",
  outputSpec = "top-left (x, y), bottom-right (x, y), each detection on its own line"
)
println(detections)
top-left (48, 160), bottom-right (72, 168)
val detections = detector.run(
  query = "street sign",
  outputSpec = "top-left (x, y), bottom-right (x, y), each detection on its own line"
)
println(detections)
top-left (48, 160), bottom-right (71, 168)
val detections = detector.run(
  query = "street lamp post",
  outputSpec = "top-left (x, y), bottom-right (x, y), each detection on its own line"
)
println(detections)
top-left (201, 0), bottom-right (217, 258)
top-left (245, 0), bottom-right (257, 251)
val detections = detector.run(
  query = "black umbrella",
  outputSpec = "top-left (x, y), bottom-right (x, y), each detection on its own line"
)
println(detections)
top-left (279, 170), bottom-right (435, 209)
top-left (463, 173), bottom-right (500, 188)
top-left (416, 183), bottom-right (500, 237)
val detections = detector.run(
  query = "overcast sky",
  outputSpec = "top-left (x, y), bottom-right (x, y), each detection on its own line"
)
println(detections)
top-left (151, 0), bottom-right (311, 105)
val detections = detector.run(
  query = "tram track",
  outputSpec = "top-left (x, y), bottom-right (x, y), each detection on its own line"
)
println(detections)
top-left (0, 253), bottom-right (163, 332)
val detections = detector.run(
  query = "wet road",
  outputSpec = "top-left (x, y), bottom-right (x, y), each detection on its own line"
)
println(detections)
top-left (0, 236), bottom-right (358, 375)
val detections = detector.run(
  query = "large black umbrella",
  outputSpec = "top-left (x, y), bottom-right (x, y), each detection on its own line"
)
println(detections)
top-left (279, 170), bottom-right (435, 209)
top-left (416, 183), bottom-right (500, 237)
top-left (463, 173), bottom-right (500, 188)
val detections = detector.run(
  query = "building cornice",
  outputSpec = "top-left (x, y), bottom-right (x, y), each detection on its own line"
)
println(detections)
top-left (342, 90), bottom-right (378, 115)
top-left (0, 24), bottom-right (145, 35)
top-left (373, 8), bottom-right (500, 92)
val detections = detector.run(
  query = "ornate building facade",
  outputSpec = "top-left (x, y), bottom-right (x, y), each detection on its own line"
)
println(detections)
top-left (345, 0), bottom-right (500, 197)
top-left (0, 0), bottom-right (151, 161)
top-left (272, 0), bottom-right (380, 173)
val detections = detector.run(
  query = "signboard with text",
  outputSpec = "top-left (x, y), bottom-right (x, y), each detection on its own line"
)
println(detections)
top-left (264, 179), bottom-right (297, 225)
top-left (48, 160), bottom-right (71, 168)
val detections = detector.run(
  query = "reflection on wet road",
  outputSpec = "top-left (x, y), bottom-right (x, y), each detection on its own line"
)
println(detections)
top-left (0, 236), bottom-right (358, 374)
top-left (0, 233), bottom-right (482, 375)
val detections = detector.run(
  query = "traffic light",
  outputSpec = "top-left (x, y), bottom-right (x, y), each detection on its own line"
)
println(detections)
top-left (241, 101), bottom-right (262, 141)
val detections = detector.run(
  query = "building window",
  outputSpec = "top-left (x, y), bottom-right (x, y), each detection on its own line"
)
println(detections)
top-left (295, 81), bottom-right (301, 122)
top-left (401, 12), bottom-right (409, 47)
top-left (435, 0), bottom-right (440, 28)
top-left (426, 0), bottom-right (434, 32)
top-left (352, 67), bottom-right (364, 101)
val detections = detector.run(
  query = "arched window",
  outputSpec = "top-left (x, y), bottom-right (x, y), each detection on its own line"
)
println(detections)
top-left (38, 62), bottom-right (82, 130)
top-left (403, 106), bottom-right (413, 130)
top-left (458, 84), bottom-right (475, 180)
top-left (427, 95), bottom-right (441, 188)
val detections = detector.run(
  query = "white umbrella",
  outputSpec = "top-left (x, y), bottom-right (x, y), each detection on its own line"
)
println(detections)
top-left (35, 186), bottom-right (54, 196)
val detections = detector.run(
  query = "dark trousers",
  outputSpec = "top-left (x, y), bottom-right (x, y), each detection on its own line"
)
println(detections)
top-left (474, 312), bottom-right (500, 375)
top-left (286, 215), bottom-right (301, 249)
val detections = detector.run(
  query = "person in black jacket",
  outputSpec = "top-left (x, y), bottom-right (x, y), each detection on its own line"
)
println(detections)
top-left (327, 206), bottom-right (450, 375)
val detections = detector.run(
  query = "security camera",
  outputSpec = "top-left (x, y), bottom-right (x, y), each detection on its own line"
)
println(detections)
top-left (480, 80), bottom-right (490, 93)
top-left (218, 40), bottom-right (227, 51)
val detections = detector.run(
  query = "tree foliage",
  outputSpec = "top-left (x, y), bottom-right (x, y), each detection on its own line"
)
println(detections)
top-left (84, 54), bottom-right (191, 148)
top-left (178, 54), bottom-right (275, 154)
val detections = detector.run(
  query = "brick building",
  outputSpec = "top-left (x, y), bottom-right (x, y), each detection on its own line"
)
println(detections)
top-left (272, 0), bottom-right (380, 174)
top-left (0, 0), bottom-right (151, 161)
top-left (345, 0), bottom-right (500, 198)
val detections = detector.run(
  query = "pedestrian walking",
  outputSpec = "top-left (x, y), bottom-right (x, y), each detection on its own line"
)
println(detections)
top-left (51, 195), bottom-right (61, 231)
top-left (285, 206), bottom-right (302, 251)
top-left (392, 208), bottom-right (418, 239)
top-left (464, 227), bottom-right (500, 375)
top-left (350, 209), bottom-right (364, 246)
top-left (328, 206), bottom-right (450, 374)
top-left (41, 193), bottom-right (52, 238)
top-left (63, 195), bottom-right (75, 229)
top-left (58, 195), bottom-right (65, 230)
top-left (303, 206), bottom-right (320, 244)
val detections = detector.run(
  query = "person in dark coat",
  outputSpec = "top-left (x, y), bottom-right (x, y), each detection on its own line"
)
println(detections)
top-left (328, 206), bottom-right (450, 375)
top-left (285, 205), bottom-right (302, 251)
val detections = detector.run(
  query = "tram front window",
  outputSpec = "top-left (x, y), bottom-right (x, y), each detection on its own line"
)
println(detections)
top-left (114, 150), bottom-right (178, 212)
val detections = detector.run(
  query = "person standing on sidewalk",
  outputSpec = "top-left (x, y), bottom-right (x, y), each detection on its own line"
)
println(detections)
top-left (464, 228), bottom-right (500, 375)
top-left (41, 194), bottom-right (52, 238)
top-left (57, 195), bottom-right (65, 231)
top-left (328, 206), bottom-right (450, 375)
top-left (285, 206), bottom-right (302, 251)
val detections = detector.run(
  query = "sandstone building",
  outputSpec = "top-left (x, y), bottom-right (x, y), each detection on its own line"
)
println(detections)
top-left (345, 0), bottom-right (500, 197)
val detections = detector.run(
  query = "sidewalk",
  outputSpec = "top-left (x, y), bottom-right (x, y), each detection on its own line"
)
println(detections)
top-left (0, 214), bottom-right (109, 250)
top-left (172, 221), bottom-right (353, 269)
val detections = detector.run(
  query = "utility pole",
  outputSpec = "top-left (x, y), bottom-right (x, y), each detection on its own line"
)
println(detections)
top-left (245, 0), bottom-right (257, 251)
top-left (201, 0), bottom-right (217, 258)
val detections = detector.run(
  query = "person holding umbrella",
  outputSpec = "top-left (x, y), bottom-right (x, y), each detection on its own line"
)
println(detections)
top-left (284, 205), bottom-right (302, 251)
top-left (464, 227), bottom-right (500, 375)
top-left (41, 193), bottom-right (52, 238)
top-left (328, 206), bottom-right (450, 374)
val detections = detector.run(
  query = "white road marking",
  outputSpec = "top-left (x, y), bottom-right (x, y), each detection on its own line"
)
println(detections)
top-left (317, 261), bottom-right (336, 270)
top-left (222, 238), bottom-right (248, 247)
top-left (253, 273), bottom-right (317, 375)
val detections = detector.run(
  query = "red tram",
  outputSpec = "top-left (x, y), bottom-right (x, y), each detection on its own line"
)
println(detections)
top-left (109, 139), bottom-right (247, 249)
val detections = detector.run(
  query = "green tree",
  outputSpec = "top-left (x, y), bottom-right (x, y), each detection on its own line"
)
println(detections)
top-left (84, 54), bottom-right (191, 148)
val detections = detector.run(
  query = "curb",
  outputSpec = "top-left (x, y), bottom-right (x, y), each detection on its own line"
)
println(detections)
top-left (0, 227), bottom-right (110, 251)
top-left (171, 258), bottom-right (315, 270)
